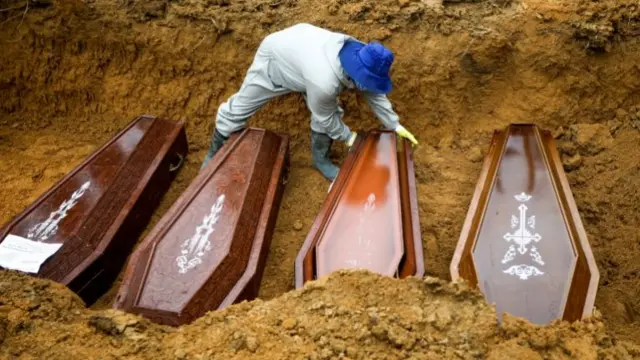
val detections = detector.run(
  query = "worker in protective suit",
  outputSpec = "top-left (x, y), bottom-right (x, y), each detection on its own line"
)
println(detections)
top-left (202, 23), bottom-right (419, 181)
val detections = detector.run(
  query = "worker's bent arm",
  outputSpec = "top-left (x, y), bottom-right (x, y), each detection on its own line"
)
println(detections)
top-left (307, 84), bottom-right (352, 141)
top-left (363, 92), bottom-right (400, 130)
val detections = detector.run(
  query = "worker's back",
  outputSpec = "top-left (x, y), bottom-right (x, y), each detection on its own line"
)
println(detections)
top-left (261, 23), bottom-right (351, 96)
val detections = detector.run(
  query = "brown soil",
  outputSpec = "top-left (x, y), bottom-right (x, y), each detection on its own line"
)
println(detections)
top-left (1, 0), bottom-right (640, 357)
top-left (2, 269), bottom-right (639, 359)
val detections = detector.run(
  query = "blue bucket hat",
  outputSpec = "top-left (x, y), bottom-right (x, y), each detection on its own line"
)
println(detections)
top-left (339, 40), bottom-right (394, 94)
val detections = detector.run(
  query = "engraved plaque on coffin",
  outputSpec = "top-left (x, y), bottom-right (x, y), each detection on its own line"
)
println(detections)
top-left (0, 115), bottom-right (188, 304)
top-left (295, 130), bottom-right (424, 288)
top-left (114, 128), bottom-right (289, 326)
top-left (450, 124), bottom-right (599, 324)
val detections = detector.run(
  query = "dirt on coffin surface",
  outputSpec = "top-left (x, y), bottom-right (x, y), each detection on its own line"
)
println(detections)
top-left (0, 0), bottom-right (640, 353)
top-left (0, 269), bottom-right (638, 359)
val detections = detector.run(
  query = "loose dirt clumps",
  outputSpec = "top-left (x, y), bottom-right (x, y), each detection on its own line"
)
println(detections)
top-left (1, 270), bottom-right (639, 359)
top-left (1, 0), bottom-right (640, 357)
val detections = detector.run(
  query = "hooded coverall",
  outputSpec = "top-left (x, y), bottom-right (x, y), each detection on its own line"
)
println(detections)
top-left (206, 23), bottom-right (401, 180)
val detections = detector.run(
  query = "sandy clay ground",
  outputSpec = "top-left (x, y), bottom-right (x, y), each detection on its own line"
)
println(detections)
top-left (0, 0), bottom-right (639, 358)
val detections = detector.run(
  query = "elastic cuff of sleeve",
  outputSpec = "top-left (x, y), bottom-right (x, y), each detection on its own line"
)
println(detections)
top-left (341, 128), bottom-right (352, 141)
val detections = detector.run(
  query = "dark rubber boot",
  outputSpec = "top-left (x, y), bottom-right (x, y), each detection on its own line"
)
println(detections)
top-left (202, 128), bottom-right (229, 169)
top-left (311, 130), bottom-right (339, 181)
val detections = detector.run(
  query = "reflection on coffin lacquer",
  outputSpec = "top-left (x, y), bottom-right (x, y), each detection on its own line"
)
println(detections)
top-left (0, 115), bottom-right (188, 304)
top-left (450, 124), bottom-right (599, 325)
top-left (114, 128), bottom-right (289, 326)
top-left (295, 130), bottom-right (424, 288)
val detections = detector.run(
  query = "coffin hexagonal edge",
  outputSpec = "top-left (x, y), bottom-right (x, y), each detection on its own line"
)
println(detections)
top-left (114, 127), bottom-right (289, 326)
top-left (0, 115), bottom-right (188, 305)
top-left (294, 129), bottom-right (424, 288)
top-left (450, 123), bottom-right (599, 324)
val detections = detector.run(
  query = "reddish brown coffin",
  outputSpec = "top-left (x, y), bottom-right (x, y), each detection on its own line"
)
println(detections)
top-left (0, 115), bottom-right (188, 304)
top-left (450, 124), bottom-right (599, 324)
top-left (114, 128), bottom-right (289, 326)
top-left (295, 130), bottom-right (424, 288)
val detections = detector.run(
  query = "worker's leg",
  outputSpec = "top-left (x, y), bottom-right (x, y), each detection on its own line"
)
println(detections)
top-left (303, 93), bottom-right (343, 181)
top-left (310, 130), bottom-right (339, 181)
top-left (203, 49), bottom-right (289, 167)
top-left (203, 128), bottom-right (229, 167)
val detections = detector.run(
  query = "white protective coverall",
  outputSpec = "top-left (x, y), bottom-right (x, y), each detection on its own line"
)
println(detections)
top-left (214, 23), bottom-right (401, 141)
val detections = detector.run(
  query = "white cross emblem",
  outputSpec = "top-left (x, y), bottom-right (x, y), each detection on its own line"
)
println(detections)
top-left (501, 192), bottom-right (545, 280)
top-left (503, 203), bottom-right (541, 255)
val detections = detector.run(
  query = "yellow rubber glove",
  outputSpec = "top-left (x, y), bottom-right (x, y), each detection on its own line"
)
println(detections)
top-left (395, 125), bottom-right (419, 146)
top-left (346, 131), bottom-right (358, 147)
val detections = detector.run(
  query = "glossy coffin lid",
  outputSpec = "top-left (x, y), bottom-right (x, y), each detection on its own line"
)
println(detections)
top-left (0, 115), bottom-right (188, 304)
top-left (295, 130), bottom-right (424, 288)
top-left (450, 124), bottom-right (599, 325)
top-left (114, 128), bottom-right (289, 326)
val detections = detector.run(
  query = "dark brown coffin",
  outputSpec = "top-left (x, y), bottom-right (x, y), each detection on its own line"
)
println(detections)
top-left (0, 115), bottom-right (188, 305)
top-left (113, 128), bottom-right (289, 326)
top-left (294, 130), bottom-right (424, 288)
top-left (450, 124), bottom-right (599, 324)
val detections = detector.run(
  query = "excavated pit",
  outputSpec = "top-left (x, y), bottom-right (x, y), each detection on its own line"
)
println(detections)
top-left (1, 0), bottom-right (640, 357)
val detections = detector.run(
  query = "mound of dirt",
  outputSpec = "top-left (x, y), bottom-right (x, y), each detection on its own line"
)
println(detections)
top-left (1, 270), bottom-right (639, 359)
top-left (1, 0), bottom-right (640, 356)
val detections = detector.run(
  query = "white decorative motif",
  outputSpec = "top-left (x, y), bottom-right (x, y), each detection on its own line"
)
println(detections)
top-left (27, 181), bottom-right (91, 242)
top-left (503, 205), bottom-right (541, 255)
top-left (510, 215), bottom-right (518, 228)
top-left (176, 194), bottom-right (225, 274)
top-left (501, 192), bottom-right (545, 280)
top-left (514, 192), bottom-right (532, 202)
top-left (363, 193), bottom-right (376, 214)
top-left (501, 245), bottom-right (516, 264)
top-left (530, 246), bottom-right (545, 265)
top-left (503, 265), bottom-right (544, 280)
